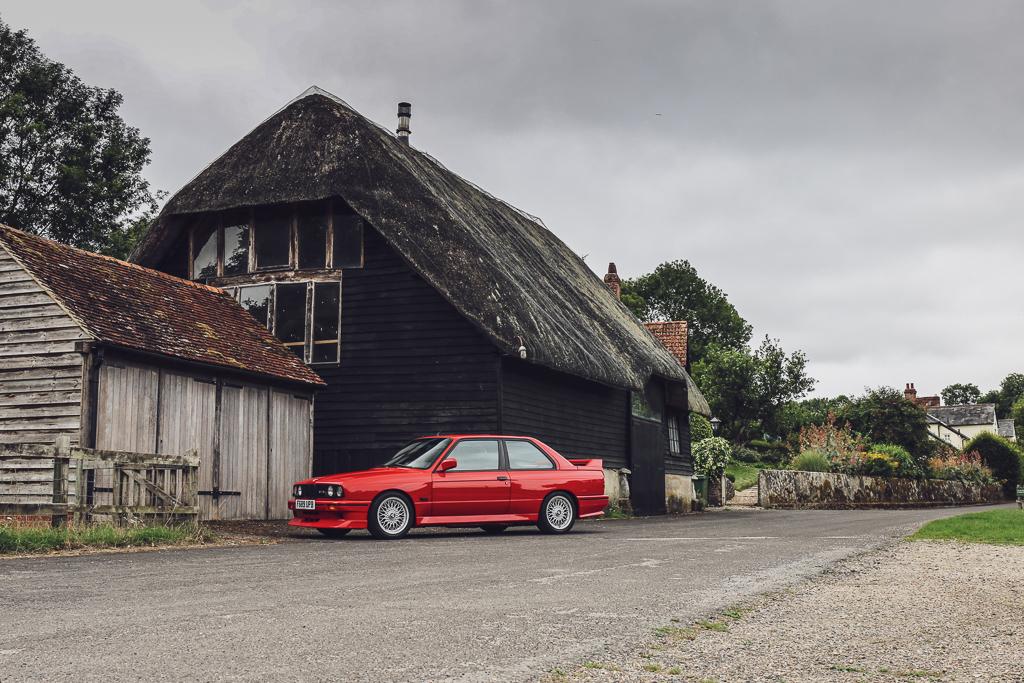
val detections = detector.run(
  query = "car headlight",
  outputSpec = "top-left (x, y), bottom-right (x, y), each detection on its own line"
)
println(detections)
top-left (328, 485), bottom-right (344, 498)
top-left (294, 485), bottom-right (303, 498)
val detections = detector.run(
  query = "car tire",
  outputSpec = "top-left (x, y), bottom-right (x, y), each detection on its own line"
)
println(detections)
top-left (537, 492), bottom-right (576, 534)
top-left (368, 492), bottom-right (413, 540)
top-left (479, 524), bottom-right (508, 534)
top-left (316, 528), bottom-right (351, 538)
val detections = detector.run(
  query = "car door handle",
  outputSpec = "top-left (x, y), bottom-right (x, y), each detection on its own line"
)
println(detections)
top-left (496, 475), bottom-right (509, 481)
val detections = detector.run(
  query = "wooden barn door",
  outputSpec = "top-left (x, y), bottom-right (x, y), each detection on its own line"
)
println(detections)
top-left (217, 383), bottom-right (270, 520)
top-left (630, 417), bottom-right (666, 516)
top-left (267, 391), bottom-right (313, 519)
top-left (157, 373), bottom-right (217, 519)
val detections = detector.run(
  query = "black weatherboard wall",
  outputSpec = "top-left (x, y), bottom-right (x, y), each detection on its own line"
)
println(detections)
top-left (314, 226), bottom-right (500, 473)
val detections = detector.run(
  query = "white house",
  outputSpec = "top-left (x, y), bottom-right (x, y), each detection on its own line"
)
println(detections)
top-left (925, 404), bottom-right (1002, 449)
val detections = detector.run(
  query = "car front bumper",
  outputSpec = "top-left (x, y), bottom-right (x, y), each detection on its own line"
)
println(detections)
top-left (287, 499), bottom-right (370, 530)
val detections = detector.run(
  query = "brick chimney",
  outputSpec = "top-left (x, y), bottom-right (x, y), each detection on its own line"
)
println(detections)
top-left (603, 263), bottom-right (621, 300)
top-left (904, 383), bottom-right (917, 402)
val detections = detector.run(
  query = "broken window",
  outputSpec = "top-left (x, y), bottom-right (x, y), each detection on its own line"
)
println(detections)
top-left (274, 283), bottom-right (307, 357)
top-left (332, 205), bottom-right (364, 268)
top-left (297, 204), bottom-right (329, 270)
top-left (254, 206), bottom-right (292, 269)
top-left (311, 282), bottom-right (340, 363)
top-left (191, 220), bottom-right (218, 279)
top-left (222, 213), bottom-right (250, 276)
top-left (237, 284), bottom-right (272, 329)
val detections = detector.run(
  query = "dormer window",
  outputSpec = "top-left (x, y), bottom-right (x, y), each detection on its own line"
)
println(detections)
top-left (187, 199), bottom-right (363, 280)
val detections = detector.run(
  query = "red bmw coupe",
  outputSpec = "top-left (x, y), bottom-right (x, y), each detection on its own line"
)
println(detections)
top-left (288, 435), bottom-right (609, 539)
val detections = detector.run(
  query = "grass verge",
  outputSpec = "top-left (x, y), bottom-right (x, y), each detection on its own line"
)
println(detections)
top-left (910, 509), bottom-right (1024, 546)
top-left (725, 462), bottom-right (764, 491)
top-left (0, 522), bottom-right (217, 555)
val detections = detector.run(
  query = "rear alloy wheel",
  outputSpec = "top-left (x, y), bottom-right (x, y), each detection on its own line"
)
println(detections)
top-left (368, 493), bottom-right (413, 539)
top-left (316, 528), bottom-right (351, 538)
top-left (479, 524), bottom-right (508, 534)
top-left (538, 492), bottom-right (576, 534)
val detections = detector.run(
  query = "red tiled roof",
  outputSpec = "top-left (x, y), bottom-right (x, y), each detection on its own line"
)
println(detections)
top-left (644, 321), bottom-right (688, 367)
top-left (0, 225), bottom-right (323, 386)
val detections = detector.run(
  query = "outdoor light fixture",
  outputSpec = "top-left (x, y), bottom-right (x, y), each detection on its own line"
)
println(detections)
top-left (710, 416), bottom-right (721, 434)
top-left (515, 335), bottom-right (527, 359)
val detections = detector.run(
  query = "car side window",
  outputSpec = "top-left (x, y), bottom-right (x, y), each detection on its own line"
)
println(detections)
top-left (505, 440), bottom-right (555, 470)
top-left (444, 440), bottom-right (501, 471)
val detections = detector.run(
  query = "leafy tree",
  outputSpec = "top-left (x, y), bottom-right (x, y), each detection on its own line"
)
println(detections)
top-left (692, 337), bottom-right (815, 442)
top-left (0, 19), bottom-right (155, 256)
top-left (689, 414), bottom-right (713, 444)
top-left (622, 259), bottom-right (752, 364)
top-left (1011, 397), bottom-right (1024, 443)
top-left (996, 373), bottom-right (1024, 417)
top-left (940, 382), bottom-right (980, 406)
top-left (964, 432), bottom-right (1022, 497)
top-left (839, 387), bottom-right (931, 466)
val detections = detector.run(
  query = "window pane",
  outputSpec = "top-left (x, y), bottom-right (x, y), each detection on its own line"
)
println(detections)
top-left (254, 206), bottom-right (292, 269)
top-left (192, 221), bottom-right (218, 279)
top-left (238, 284), bottom-right (272, 328)
top-left (274, 283), bottom-right (307, 356)
top-left (445, 440), bottom-right (500, 471)
top-left (223, 217), bottom-right (250, 276)
top-left (332, 206), bottom-right (363, 268)
top-left (668, 415), bottom-right (680, 454)
top-left (297, 204), bottom-right (328, 269)
top-left (506, 441), bottom-right (554, 470)
top-left (312, 282), bottom-right (340, 363)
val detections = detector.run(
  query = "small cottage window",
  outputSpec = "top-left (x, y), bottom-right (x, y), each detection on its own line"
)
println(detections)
top-left (274, 283), bottom-right (307, 356)
top-left (222, 215), bottom-right (250, 276)
top-left (297, 204), bottom-right (329, 270)
top-left (333, 206), bottom-right (364, 268)
top-left (192, 221), bottom-right (218, 279)
top-left (667, 414), bottom-right (681, 455)
top-left (311, 282), bottom-right (340, 364)
top-left (254, 206), bottom-right (292, 269)
top-left (238, 284), bottom-right (272, 328)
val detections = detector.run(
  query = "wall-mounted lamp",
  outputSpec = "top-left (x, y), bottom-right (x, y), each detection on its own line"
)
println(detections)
top-left (710, 416), bottom-right (722, 434)
top-left (515, 335), bottom-right (527, 360)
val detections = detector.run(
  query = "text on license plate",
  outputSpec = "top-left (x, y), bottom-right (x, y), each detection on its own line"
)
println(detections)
top-left (295, 499), bottom-right (316, 510)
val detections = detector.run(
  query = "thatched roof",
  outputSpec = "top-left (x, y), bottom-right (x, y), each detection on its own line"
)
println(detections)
top-left (132, 87), bottom-right (709, 415)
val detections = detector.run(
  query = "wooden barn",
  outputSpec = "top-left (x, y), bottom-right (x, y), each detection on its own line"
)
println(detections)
top-left (0, 225), bottom-right (324, 519)
top-left (130, 87), bottom-right (711, 515)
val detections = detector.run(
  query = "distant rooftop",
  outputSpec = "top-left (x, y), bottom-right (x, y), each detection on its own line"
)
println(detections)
top-left (926, 403), bottom-right (997, 427)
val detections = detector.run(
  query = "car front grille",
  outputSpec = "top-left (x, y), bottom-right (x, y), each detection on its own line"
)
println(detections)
top-left (294, 484), bottom-right (338, 499)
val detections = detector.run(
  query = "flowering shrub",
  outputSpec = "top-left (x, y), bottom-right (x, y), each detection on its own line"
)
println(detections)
top-left (798, 413), bottom-right (865, 471)
top-left (861, 452), bottom-right (899, 477)
top-left (866, 443), bottom-right (921, 478)
top-left (693, 437), bottom-right (731, 477)
top-left (928, 451), bottom-right (996, 485)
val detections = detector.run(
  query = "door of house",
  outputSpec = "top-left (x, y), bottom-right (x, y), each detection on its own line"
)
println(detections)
top-left (630, 416), bottom-right (667, 515)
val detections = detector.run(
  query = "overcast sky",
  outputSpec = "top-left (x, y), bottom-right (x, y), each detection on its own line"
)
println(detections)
top-left (4, 1), bottom-right (1023, 398)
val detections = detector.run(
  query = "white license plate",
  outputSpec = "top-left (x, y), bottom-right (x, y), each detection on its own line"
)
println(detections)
top-left (295, 499), bottom-right (316, 510)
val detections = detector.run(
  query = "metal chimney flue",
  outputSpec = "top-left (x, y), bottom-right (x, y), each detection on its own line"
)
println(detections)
top-left (396, 102), bottom-right (411, 145)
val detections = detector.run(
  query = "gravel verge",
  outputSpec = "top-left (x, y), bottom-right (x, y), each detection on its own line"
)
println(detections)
top-left (556, 540), bottom-right (1024, 682)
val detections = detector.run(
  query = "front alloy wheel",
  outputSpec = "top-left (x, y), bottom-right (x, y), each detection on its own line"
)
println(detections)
top-left (538, 492), bottom-right (576, 534)
top-left (368, 493), bottom-right (413, 539)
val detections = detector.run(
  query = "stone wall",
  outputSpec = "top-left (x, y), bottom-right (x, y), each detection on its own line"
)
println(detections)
top-left (758, 469), bottom-right (1005, 509)
top-left (603, 468), bottom-right (697, 513)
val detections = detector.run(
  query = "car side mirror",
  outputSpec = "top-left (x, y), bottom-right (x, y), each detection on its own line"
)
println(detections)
top-left (439, 458), bottom-right (458, 472)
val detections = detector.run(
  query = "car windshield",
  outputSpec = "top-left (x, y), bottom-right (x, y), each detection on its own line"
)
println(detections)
top-left (383, 438), bottom-right (452, 469)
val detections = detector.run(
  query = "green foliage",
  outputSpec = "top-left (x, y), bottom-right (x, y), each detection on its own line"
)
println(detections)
top-left (1012, 397), bottom-right (1024, 441)
top-left (927, 450), bottom-right (995, 484)
top-left (964, 432), bottom-right (1022, 497)
top-left (997, 373), bottom-right (1024, 417)
top-left (0, 19), bottom-right (156, 256)
top-left (692, 436), bottom-right (731, 477)
top-left (839, 387), bottom-right (931, 467)
top-left (867, 443), bottom-right (921, 478)
top-left (747, 439), bottom-right (789, 465)
top-left (692, 337), bottom-right (815, 442)
top-left (621, 259), bottom-right (752, 364)
top-left (940, 382), bottom-right (981, 406)
top-left (689, 413), bottom-right (713, 444)
top-left (790, 449), bottom-right (831, 472)
top-left (725, 462), bottom-right (762, 490)
top-left (0, 522), bottom-right (213, 554)
top-left (910, 509), bottom-right (1024, 545)
top-left (731, 444), bottom-right (761, 463)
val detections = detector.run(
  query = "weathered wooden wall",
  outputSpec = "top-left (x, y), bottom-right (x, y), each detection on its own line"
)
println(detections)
top-left (94, 356), bottom-right (312, 519)
top-left (313, 226), bottom-right (500, 473)
top-left (500, 357), bottom-right (630, 469)
top-left (0, 244), bottom-right (88, 446)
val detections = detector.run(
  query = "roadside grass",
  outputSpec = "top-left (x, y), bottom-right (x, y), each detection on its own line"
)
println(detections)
top-left (0, 522), bottom-right (216, 555)
top-left (725, 462), bottom-right (764, 491)
top-left (603, 502), bottom-right (632, 519)
top-left (910, 509), bottom-right (1024, 546)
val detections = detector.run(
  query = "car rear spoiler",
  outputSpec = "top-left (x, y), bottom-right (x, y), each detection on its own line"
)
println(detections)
top-left (568, 458), bottom-right (603, 470)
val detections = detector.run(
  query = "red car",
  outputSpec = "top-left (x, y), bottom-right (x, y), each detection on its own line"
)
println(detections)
top-left (288, 435), bottom-right (609, 539)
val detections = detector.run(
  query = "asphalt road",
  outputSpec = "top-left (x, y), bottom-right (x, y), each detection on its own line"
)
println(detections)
top-left (0, 505), bottom-right (995, 682)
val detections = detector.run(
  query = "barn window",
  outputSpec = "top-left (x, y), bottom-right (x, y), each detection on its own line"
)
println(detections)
top-left (297, 204), bottom-right (329, 269)
top-left (192, 220), bottom-right (218, 279)
top-left (274, 283), bottom-right (307, 356)
top-left (311, 282), bottom-right (340, 364)
top-left (667, 414), bottom-right (681, 455)
top-left (254, 206), bottom-right (292, 269)
top-left (222, 214), bottom-right (250, 276)
top-left (332, 205), bottom-right (364, 268)
top-left (631, 391), bottom-right (661, 422)
top-left (237, 284), bottom-right (272, 328)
